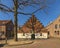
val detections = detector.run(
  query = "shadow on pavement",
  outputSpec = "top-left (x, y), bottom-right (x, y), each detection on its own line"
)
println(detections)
top-left (0, 38), bottom-right (6, 47)
top-left (0, 44), bottom-right (5, 47)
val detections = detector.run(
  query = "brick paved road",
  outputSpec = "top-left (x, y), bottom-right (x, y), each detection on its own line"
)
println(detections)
top-left (1, 38), bottom-right (60, 48)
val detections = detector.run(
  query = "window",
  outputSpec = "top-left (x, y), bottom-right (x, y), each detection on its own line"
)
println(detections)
top-left (0, 26), bottom-right (5, 32)
top-left (55, 24), bottom-right (57, 29)
top-left (48, 31), bottom-right (50, 35)
top-left (55, 31), bottom-right (59, 35)
top-left (40, 33), bottom-right (42, 36)
top-left (0, 32), bottom-right (4, 36)
top-left (55, 31), bottom-right (56, 33)
top-left (59, 24), bottom-right (60, 28)
top-left (57, 31), bottom-right (59, 35)
top-left (55, 31), bottom-right (57, 35)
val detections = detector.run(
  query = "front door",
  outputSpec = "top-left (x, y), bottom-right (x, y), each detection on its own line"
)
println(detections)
top-left (31, 34), bottom-right (35, 40)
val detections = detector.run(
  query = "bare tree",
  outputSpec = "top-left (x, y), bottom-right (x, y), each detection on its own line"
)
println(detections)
top-left (0, 0), bottom-right (52, 41)
top-left (25, 15), bottom-right (44, 39)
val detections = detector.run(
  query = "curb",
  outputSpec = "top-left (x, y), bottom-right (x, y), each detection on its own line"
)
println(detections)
top-left (6, 41), bottom-right (34, 46)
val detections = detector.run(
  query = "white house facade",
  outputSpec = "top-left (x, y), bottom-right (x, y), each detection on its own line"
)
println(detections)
top-left (17, 33), bottom-right (48, 39)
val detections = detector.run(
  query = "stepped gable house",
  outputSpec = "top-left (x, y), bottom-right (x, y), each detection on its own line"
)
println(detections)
top-left (0, 20), bottom-right (14, 39)
top-left (18, 15), bottom-right (48, 39)
top-left (46, 16), bottom-right (60, 38)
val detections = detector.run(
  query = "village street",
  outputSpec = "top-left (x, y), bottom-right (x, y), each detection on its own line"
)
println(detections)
top-left (1, 38), bottom-right (60, 48)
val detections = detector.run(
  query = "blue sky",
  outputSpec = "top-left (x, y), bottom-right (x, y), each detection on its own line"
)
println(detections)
top-left (0, 0), bottom-right (60, 27)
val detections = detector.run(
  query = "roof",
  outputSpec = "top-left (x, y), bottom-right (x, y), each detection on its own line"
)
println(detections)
top-left (18, 28), bottom-right (48, 33)
top-left (18, 15), bottom-right (48, 33)
top-left (0, 20), bottom-right (12, 25)
top-left (45, 16), bottom-right (60, 28)
top-left (40, 28), bottom-right (48, 33)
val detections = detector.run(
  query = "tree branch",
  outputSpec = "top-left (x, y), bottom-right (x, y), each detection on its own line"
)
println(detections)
top-left (0, 7), bottom-right (13, 12)
top-left (0, 4), bottom-right (12, 10)
top-left (0, 0), bottom-right (48, 15)
top-left (32, 6), bottom-right (47, 14)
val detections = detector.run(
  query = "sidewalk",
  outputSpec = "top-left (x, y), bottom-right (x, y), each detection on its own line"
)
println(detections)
top-left (6, 39), bottom-right (33, 46)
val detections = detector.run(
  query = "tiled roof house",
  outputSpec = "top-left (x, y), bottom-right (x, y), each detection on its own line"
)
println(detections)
top-left (0, 20), bottom-right (14, 39)
top-left (17, 15), bottom-right (48, 39)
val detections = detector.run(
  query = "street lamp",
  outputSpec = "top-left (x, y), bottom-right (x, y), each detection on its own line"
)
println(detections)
top-left (5, 32), bottom-right (7, 44)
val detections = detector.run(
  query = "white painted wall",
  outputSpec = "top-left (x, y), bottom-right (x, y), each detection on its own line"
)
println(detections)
top-left (17, 33), bottom-right (31, 38)
top-left (17, 33), bottom-right (48, 39)
top-left (35, 33), bottom-right (48, 38)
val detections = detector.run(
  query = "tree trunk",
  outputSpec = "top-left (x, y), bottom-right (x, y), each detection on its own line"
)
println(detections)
top-left (14, 0), bottom-right (18, 41)
top-left (31, 21), bottom-right (35, 40)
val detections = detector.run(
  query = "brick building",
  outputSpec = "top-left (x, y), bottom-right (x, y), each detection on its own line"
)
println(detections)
top-left (0, 20), bottom-right (14, 39)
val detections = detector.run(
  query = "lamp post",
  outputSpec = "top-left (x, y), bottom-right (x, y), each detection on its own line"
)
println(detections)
top-left (5, 32), bottom-right (7, 44)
